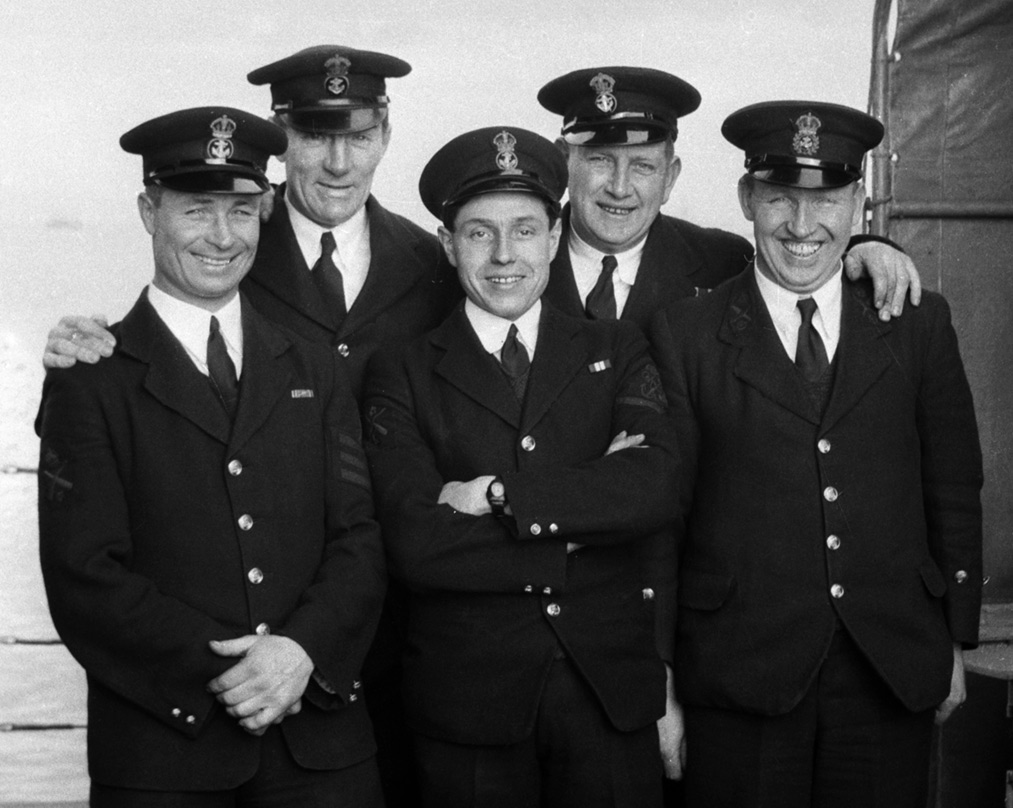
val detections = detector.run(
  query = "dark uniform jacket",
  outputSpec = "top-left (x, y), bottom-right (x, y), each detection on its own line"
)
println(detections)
top-left (649, 270), bottom-right (983, 716)
top-left (37, 292), bottom-right (386, 790)
top-left (362, 302), bottom-right (680, 745)
top-left (544, 206), bottom-right (753, 334)
top-left (241, 188), bottom-right (462, 399)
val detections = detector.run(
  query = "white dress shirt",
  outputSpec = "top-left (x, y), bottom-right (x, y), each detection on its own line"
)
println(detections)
top-left (286, 197), bottom-right (371, 309)
top-left (147, 284), bottom-right (244, 378)
top-left (568, 227), bottom-right (647, 318)
top-left (465, 299), bottom-right (541, 363)
top-left (754, 262), bottom-right (843, 363)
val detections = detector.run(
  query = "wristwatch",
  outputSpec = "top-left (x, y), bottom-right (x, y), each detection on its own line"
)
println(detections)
top-left (486, 476), bottom-right (507, 517)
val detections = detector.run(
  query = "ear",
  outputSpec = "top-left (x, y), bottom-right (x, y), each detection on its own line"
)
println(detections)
top-left (271, 115), bottom-right (289, 164)
top-left (137, 192), bottom-right (157, 235)
top-left (548, 216), bottom-right (562, 262)
top-left (553, 137), bottom-right (571, 163)
top-left (437, 225), bottom-right (458, 267)
top-left (850, 181), bottom-right (867, 230)
top-left (737, 176), bottom-right (756, 222)
top-left (659, 155), bottom-right (682, 206)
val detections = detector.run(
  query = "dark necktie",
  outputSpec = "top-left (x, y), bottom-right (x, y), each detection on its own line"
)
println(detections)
top-left (312, 231), bottom-right (347, 325)
top-left (585, 254), bottom-right (619, 320)
top-left (795, 297), bottom-right (830, 382)
top-left (500, 324), bottom-right (530, 401)
top-left (207, 315), bottom-right (238, 418)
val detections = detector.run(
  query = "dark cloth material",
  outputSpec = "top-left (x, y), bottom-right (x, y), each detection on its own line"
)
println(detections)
top-left (207, 315), bottom-right (238, 418)
top-left (37, 291), bottom-right (386, 791)
top-left (311, 230), bottom-right (347, 326)
top-left (683, 629), bottom-right (935, 808)
top-left (795, 297), bottom-right (829, 381)
top-left (90, 728), bottom-right (383, 807)
top-left (650, 269), bottom-right (982, 718)
top-left (499, 323), bottom-right (530, 401)
top-left (363, 302), bottom-right (679, 752)
top-left (544, 206), bottom-right (754, 336)
top-left (241, 188), bottom-right (462, 399)
top-left (584, 255), bottom-right (618, 320)
top-left (414, 657), bottom-right (663, 808)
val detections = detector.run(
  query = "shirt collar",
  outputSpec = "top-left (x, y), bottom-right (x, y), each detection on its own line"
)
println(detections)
top-left (753, 260), bottom-right (843, 345)
top-left (147, 284), bottom-right (243, 375)
top-left (286, 194), bottom-right (369, 269)
top-left (567, 223), bottom-right (646, 287)
top-left (464, 298), bottom-right (541, 360)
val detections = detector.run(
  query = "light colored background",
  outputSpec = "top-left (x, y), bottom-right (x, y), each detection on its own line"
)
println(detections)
top-left (0, 1), bottom-right (878, 800)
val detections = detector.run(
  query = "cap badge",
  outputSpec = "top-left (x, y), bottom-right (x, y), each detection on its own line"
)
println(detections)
top-left (324, 54), bottom-right (352, 96)
top-left (590, 72), bottom-right (617, 114)
top-left (792, 112), bottom-right (822, 157)
top-left (493, 130), bottom-right (519, 172)
top-left (206, 115), bottom-right (237, 162)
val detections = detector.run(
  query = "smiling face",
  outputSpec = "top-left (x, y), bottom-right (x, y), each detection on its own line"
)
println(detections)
top-left (739, 176), bottom-right (864, 294)
top-left (278, 122), bottom-right (390, 228)
top-left (439, 192), bottom-right (561, 321)
top-left (139, 187), bottom-right (261, 311)
top-left (565, 140), bottom-right (680, 254)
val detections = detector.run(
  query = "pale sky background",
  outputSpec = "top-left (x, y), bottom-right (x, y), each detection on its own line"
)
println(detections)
top-left (0, 0), bottom-right (881, 365)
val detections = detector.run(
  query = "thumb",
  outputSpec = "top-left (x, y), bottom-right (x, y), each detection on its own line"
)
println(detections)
top-left (209, 635), bottom-right (258, 658)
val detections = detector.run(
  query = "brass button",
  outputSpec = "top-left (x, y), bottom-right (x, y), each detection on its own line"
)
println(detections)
top-left (337, 343), bottom-right (350, 358)
top-left (826, 535), bottom-right (840, 551)
top-left (172, 708), bottom-right (181, 718)
top-left (521, 435), bottom-right (536, 452)
top-left (549, 523), bottom-right (559, 534)
top-left (238, 514), bottom-right (254, 531)
top-left (643, 588), bottom-right (655, 600)
top-left (546, 603), bottom-right (561, 617)
top-left (255, 622), bottom-right (270, 636)
top-left (248, 567), bottom-right (264, 585)
top-left (530, 524), bottom-right (542, 536)
top-left (185, 715), bottom-right (196, 725)
top-left (830, 584), bottom-right (844, 599)
top-left (228, 459), bottom-right (243, 476)
top-left (543, 586), bottom-right (552, 595)
top-left (954, 570), bottom-right (968, 584)
top-left (524, 584), bottom-right (533, 593)
top-left (823, 486), bottom-right (839, 503)
top-left (818, 439), bottom-right (831, 454)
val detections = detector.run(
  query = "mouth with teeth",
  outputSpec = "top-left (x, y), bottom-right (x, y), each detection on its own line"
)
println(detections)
top-left (598, 203), bottom-right (635, 217)
top-left (486, 275), bottom-right (526, 286)
top-left (781, 240), bottom-right (823, 259)
top-left (194, 254), bottom-right (243, 269)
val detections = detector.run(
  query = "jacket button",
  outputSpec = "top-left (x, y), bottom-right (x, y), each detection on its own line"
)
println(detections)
top-left (337, 343), bottom-right (350, 358)
top-left (248, 567), bottom-right (264, 585)
top-left (830, 584), bottom-right (845, 599)
top-left (826, 534), bottom-right (840, 550)
top-left (546, 603), bottom-right (561, 617)
top-left (530, 524), bottom-right (542, 536)
top-left (643, 588), bottom-right (655, 600)
top-left (171, 708), bottom-right (181, 718)
top-left (823, 486), bottom-right (839, 502)
top-left (238, 514), bottom-right (254, 531)
top-left (521, 435), bottom-right (537, 452)
top-left (349, 693), bottom-right (358, 702)
top-left (228, 459), bottom-right (243, 476)
top-left (255, 622), bottom-right (270, 636)
top-left (524, 584), bottom-right (533, 593)
top-left (954, 570), bottom-right (968, 583)
top-left (185, 715), bottom-right (196, 725)
top-left (818, 439), bottom-right (832, 454)
top-left (549, 523), bottom-right (559, 534)
top-left (543, 586), bottom-right (552, 595)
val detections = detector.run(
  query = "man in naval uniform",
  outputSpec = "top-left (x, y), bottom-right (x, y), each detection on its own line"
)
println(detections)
top-left (41, 45), bottom-right (463, 807)
top-left (649, 101), bottom-right (983, 808)
top-left (536, 67), bottom-right (921, 336)
top-left (37, 107), bottom-right (386, 806)
top-left (363, 126), bottom-right (681, 808)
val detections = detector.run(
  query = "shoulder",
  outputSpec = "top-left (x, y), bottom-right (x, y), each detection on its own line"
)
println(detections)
top-left (367, 197), bottom-right (439, 249)
top-left (653, 213), bottom-right (753, 255)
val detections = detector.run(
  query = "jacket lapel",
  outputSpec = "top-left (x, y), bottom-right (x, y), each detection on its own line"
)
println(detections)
top-left (821, 281), bottom-right (893, 433)
top-left (622, 216), bottom-right (702, 327)
top-left (228, 302), bottom-right (295, 454)
top-left (722, 270), bottom-right (821, 425)
top-left (119, 292), bottom-right (233, 445)
top-left (432, 306), bottom-right (522, 428)
top-left (247, 187), bottom-right (338, 334)
top-left (520, 306), bottom-right (587, 433)
top-left (545, 207), bottom-right (588, 318)
top-left (342, 197), bottom-right (444, 335)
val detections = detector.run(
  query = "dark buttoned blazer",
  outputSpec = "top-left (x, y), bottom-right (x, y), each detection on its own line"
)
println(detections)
top-left (241, 188), bottom-right (462, 399)
top-left (544, 206), bottom-right (753, 334)
top-left (37, 291), bottom-right (386, 791)
top-left (649, 269), bottom-right (983, 716)
top-left (362, 302), bottom-right (681, 745)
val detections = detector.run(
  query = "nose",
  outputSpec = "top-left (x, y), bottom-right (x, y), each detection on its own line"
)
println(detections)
top-left (206, 211), bottom-right (236, 248)
top-left (323, 136), bottom-right (350, 173)
top-left (605, 163), bottom-right (631, 198)
top-left (491, 233), bottom-right (515, 265)
top-left (787, 198), bottom-right (815, 236)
